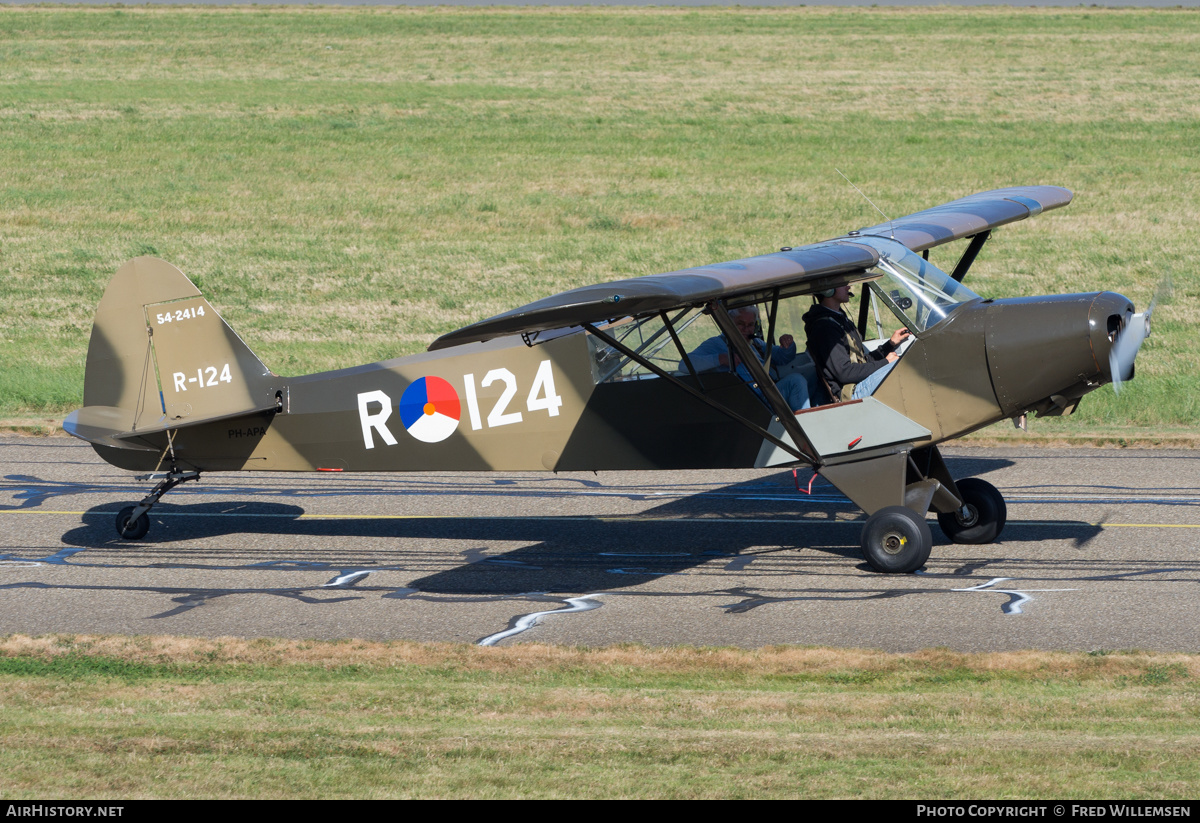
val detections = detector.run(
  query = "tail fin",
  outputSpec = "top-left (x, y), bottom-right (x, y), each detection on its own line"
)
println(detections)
top-left (65, 257), bottom-right (279, 448)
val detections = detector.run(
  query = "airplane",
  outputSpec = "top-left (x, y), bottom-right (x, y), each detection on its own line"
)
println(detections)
top-left (63, 185), bottom-right (1152, 573)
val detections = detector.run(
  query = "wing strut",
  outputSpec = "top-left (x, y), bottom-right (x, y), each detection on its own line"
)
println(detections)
top-left (762, 287), bottom-right (780, 376)
top-left (659, 310), bottom-right (703, 387)
top-left (856, 285), bottom-right (872, 338)
top-left (581, 321), bottom-right (812, 465)
top-left (950, 230), bottom-right (991, 283)
top-left (708, 300), bottom-right (821, 465)
top-left (597, 307), bottom-right (691, 384)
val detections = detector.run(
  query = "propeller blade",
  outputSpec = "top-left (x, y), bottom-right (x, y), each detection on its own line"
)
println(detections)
top-left (1109, 311), bottom-right (1148, 394)
top-left (1149, 273), bottom-right (1173, 316)
top-left (1108, 274), bottom-right (1168, 394)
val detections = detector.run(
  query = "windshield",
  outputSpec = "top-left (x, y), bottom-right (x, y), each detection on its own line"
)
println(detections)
top-left (852, 236), bottom-right (980, 333)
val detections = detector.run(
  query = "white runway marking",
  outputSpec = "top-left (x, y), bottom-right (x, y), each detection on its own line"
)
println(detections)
top-left (323, 571), bottom-right (372, 588)
top-left (478, 596), bottom-right (603, 646)
top-left (950, 577), bottom-right (1079, 616)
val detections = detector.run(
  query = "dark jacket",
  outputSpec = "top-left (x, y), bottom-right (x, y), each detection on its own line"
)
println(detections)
top-left (802, 303), bottom-right (896, 403)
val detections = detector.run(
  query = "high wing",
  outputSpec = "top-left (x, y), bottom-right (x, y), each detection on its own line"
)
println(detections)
top-left (848, 185), bottom-right (1073, 252)
top-left (431, 186), bottom-right (1072, 351)
top-left (428, 242), bottom-right (878, 351)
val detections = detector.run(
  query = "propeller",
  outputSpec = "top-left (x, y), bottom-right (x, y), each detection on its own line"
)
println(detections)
top-left (1109, 275), bottom-right (1171, 393)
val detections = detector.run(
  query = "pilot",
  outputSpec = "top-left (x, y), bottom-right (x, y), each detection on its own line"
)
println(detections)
top-left (689, 306), bottom-right (811, 412)
top-left (803, 284), bottom-right (910, 403)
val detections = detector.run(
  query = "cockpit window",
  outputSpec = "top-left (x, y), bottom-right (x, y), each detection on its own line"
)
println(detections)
top-left (588, 308), bottom-right (712, 384)
top-left (853, 236), bottom-right (980, 334)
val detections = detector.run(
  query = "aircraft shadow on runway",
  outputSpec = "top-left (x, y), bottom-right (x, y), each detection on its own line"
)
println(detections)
top-left (48, 456), bottom-right (1107, 595)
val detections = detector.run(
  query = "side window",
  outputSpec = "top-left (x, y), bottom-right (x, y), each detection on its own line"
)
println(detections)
top-left (587, 308), bottom-right (714, 384)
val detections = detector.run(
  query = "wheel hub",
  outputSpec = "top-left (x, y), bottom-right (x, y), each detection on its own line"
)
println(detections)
top-left (881, 530), bottom-right (907, 555)
top-left (956, 504), bottom-right (979, 528)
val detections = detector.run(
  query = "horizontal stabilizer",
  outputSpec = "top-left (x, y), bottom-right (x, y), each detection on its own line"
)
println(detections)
top-left (65, 402), bottom-right (280, 451)
top-left (63, 406), bottom-right (157, 451)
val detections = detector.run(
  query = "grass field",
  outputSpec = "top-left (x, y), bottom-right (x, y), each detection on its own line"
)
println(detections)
top-left (1, 8), bottom-right (1197, 798)
top-left (0, 5), bottom-right (1197, 439)
top-left (1, 635), bottom-right (1198, 799)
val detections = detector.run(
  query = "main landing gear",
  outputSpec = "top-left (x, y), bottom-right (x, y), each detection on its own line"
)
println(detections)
top-left (861, 506), bottom-right (932, 574)
top-left (857, 477), bottom-right (1006, 573)
top-left (936, 477), bottom-right (1007, 545)
top-left (114, 469), bottom-right (200, 540)
top-left (848, 446), bottom-right (1007, 573)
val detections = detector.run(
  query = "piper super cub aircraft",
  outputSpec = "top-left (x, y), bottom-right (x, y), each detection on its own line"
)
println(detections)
top-left (64, 185), bottom-right (1152, 573)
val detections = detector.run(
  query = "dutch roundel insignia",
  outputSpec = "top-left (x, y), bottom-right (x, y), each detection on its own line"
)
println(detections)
top-left (398, 376), bottom-right (461, 443)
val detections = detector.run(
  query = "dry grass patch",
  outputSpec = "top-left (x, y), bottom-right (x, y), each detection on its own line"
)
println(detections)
top-left (3, 634), bottom-right (1197, 682)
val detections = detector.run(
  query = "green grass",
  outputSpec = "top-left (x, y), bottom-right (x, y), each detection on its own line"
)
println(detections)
top-left (2, 635), bottom-right (1199, 799)
top-left (0, 6), bottom-right (1197, 439)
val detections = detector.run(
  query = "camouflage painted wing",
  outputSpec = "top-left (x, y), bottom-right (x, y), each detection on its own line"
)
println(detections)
top-left (427, 242), bottom-right (879, 351)
top-left (430, 186), bottom-right (1072, 351)
top-left (848, 185), bottom-right (1073, 253)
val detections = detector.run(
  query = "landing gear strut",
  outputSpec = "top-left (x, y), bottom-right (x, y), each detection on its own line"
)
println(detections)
top-left (114, 469), bottom-right (200, 540)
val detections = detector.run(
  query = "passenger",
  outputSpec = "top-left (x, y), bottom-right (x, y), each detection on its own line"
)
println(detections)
top-left (803, 285), bottom-right (910, 403)
top-left (689, 306), bottom-right (811, 412)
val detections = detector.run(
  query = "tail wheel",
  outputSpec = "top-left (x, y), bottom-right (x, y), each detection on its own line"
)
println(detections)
top-left (115, 506), bottom-right (150, 540)
top-left (861, 506), bottom-right (932, 574)
top-left (937, 478), bottom-right (1007, 545)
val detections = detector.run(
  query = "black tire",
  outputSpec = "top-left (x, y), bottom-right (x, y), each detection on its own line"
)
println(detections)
top-left (861, 505), bottom-right (933, 574)
top-left (937, 478), bottom-right (1007, 545)
top-left (115, 506), bottom-right (150, 540)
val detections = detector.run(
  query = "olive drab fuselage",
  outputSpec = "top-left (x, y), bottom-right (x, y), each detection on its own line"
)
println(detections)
top-left (66, 186), bottom-right (1151, 573)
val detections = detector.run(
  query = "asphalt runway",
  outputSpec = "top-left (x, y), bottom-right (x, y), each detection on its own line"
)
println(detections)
top-left (1, 435), bottom-right (1198, 651)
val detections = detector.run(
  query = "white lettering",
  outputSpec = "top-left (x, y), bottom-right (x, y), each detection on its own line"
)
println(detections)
top-left (173, 372), bottom-right (186, 392)
top-left (357, 390), bottom-right (397, 450)
top-left (482, 368), bottom-right (522, 427)
top-left (3, 809), bottom-right (122, 819)
top-left (462, 373), bottom-right (483, 431)
top-left (526, 359), bottom-right (562, 417)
